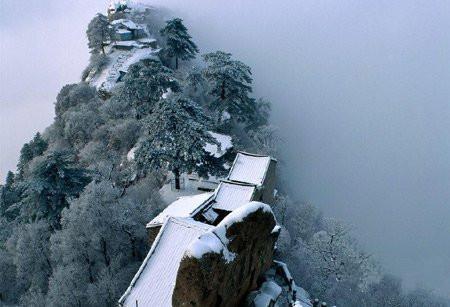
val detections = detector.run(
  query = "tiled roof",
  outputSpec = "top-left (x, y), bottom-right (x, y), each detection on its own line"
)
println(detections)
top-left (119, 217), bottom-right (212, 307)
top-left (212, 181), bottom-right (256, 212)
top-left (146, 192), bottom-right (213, 227)
top-left (227, 152), bottom-right (272, 186)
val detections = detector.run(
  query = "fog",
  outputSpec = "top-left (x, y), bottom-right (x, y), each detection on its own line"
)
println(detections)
top-left (1, 0), bottom-right (450, 297)
top-left (0, 0), bottom-right (105, 180)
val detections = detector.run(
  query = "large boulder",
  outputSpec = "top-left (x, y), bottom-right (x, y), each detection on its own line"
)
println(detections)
top-left (172, 202), bottom-right (280, 307)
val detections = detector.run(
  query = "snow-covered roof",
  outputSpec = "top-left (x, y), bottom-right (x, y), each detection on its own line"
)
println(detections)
top-left (113, 41), bottom-right (139, 48)
top-left (116, 29), bottom-right (132, 34)
top-left (146, 192), bottom-right (213, 228)
top-left (111, 18), bottom-right (142, 30)
top-left (211, 181), bottom-right (256, 212)
top-left (138, 38), bottom-right (157, 44)
top-left (227, 152), bottom-right (274, 186)
top-left (204, 132), bottom-right (233, 158)
top-left (252, 281), bottom-right (282, 306)
top-left (119, 217), bottom-right (212, 307)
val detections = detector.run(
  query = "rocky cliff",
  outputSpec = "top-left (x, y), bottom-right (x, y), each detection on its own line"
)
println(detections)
top-left (172, 202), bottom-right (280, 307)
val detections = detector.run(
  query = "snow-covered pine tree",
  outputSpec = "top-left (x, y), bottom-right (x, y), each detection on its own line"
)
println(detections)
top-left (17, 132), bottom-right (48, 178)
top-left (160, 18), bottom-right (199, 69)
top-left (86, 13), bottom-right (110, 54)
top-left (22, 150), bottom-right (90, 227)
top-left (202, 51), bottom-right (256, 124)
top-left (119, 59), bottom-right (180, 118)
top-left (135, 95), bottom-right (215, 189)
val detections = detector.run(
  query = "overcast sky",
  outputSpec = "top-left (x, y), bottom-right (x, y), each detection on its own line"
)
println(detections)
top-left (1, 0), bottom-right (450, 297)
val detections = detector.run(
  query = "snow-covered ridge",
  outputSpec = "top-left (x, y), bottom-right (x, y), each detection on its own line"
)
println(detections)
top-left (89, 48), bottom-right (159, 92)
top-left (87, 3), bottom-right (160, 93)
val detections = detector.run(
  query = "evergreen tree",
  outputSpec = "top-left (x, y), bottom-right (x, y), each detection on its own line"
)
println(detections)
top-left (0, 171), bottom-right (19, 220)
top-left (5, 171), bottom-right (15, 188)
top-left (17, 133), bottom-right (48, 178)
top-left (23, 150), bottom-right (90, 226)
top-left (119, 59), bottom-right (180, 118)
top-left (160, 18), bottom-right (199, 69)
top-left (55, 83), bottom-right (98, 118)
top-left (46, 180), bottom-right (157, 306)
top-left (12, 220), bottom-right (52, 300)
top-left (202, 51), bottom-right (255, 123)
top-left (135, 95), bottom-right (215, 189)
top-left (86, 13), bottom-right (110, 54)
top-left (0, 248), bottom-right (16, 304)
top-left (17, 144), bottom-right (33, 177)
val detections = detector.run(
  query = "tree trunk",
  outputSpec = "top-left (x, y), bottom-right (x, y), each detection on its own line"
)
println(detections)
top-left (174, 169), bottom-right (181, 190)
top-left (221, 81), bottom-right (226, 100)
top-left (101, 44), bottom-right (105, 55)
top-left (175, 57), bottom-right (179, 70)
top-left (101, 238), bottom-right (110, 266)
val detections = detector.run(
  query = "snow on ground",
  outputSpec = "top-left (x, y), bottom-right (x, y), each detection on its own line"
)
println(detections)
top-left (89, 47), bottom-right (158, 92)
top-left (252, 281), bottom-right (282, 307)
top-left (158, 173), bottom-right (218, 204)
top-left (126, 146), bottom-right (136, 161)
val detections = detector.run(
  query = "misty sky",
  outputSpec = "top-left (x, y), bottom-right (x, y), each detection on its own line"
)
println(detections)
top-left (1, 0), bottom-right (450, 297)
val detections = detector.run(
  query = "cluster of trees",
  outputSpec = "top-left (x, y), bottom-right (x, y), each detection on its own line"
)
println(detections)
top-left (1, 7), bottom-right (447, 307)
top-left (0, 9), bottom-right (271, 306)
top-left (273, 198), bottom-right (449, 306)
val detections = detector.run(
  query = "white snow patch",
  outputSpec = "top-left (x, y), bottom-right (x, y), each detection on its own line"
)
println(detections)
top-left (204, 132), bottom-right (233, 158)
top-left (111, 19), bottom-right (142, 30)
top-left (161, 88), bottom-right (172, 99)
top-left (90, 48), bottom-right (158, 92)
top-left (260, 280), bottom-right (282, 299)
top-left (185, 202), bottom-right (273, 263)
top-left (271, 225), bottom-right (281, 234)
top-left (126, 146), bottom-right (137, 161)
top-left (217, 201), bottom-right (273, 233)
top-left (185, 232), bottom-right (224, 258)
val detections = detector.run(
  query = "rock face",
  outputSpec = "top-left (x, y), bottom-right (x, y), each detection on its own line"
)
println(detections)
top-left (172, 202), bottom-right (279, 307)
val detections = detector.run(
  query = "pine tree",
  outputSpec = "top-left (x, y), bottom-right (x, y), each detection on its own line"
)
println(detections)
top-left (0, 171), bottom-right (19, 220)
top-left (202, 51), bottom-right (255, 123)
top-left (86, 13), bottom-right (110, 54)
top-left (5, 171), bottom-right (14, 188)
top-left (17, 133), bottom-right (48, 178)
top-left (17, 144), bottom-right (33, 177)
top-left (23, 150), bottom-right (90, 227)
top-left (55, 83), bottom-right (98, 118)
top-left (119, 59), bottom-right (180, 118)
top-left (135, 95), bottom-right (215, 189)
top-left (160, 18), bottom-right (199, 69)
top-left (30, 133), bottom-right (48, 157)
